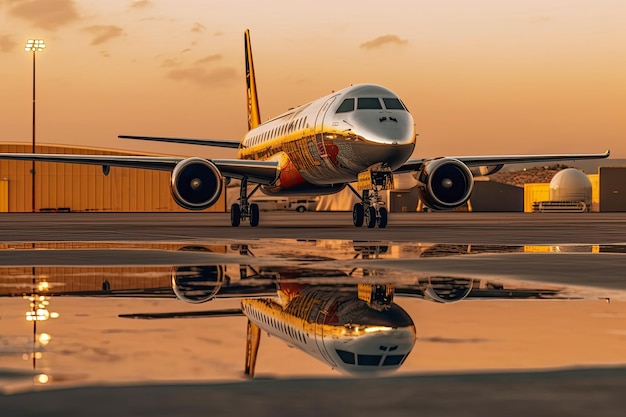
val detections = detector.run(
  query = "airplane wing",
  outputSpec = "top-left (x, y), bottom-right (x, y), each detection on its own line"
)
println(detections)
top-left (397, 150), bottom-right (611, 173)
top-left (118, 135), bottom-right (241, 149)
top-left (119, 308), bottom-right (244, 320)
top-left (0, 153), bottom-right (279, 184)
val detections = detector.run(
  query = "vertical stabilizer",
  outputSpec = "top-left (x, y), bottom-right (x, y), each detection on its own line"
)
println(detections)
top-left (245, 29), bottom-right (261, 131)
top-left (244, 319), bottom-right (261, 377)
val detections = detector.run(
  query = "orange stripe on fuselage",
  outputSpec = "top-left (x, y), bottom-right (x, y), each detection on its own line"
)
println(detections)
top-left (277, 155), bottom-right (308, 189)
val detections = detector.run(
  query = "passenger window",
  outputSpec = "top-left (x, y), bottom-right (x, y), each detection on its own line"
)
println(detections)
top-left (336, 98), bottom-right (355, 113)
top-left (357, 98), bottom-right (382, 110)
top-left (382, 98), bottom-right (405, 110)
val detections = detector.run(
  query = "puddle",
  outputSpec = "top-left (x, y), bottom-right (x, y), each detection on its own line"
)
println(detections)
top-left (1, 240), bottom-right (625, 393)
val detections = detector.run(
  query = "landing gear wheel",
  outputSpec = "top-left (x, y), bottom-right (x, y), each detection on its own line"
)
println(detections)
top-left (365, 206), bottom-right (376, 228)
top-left (230, 204), bottom-right (241, 227)
top-left (353, 203), bottom-right (364, 227)
top-left (377, 207), bottom-right (388, 228)
top-left (249, 203), bottom-right (260, 227)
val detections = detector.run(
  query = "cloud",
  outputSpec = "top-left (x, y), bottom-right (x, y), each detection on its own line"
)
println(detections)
top-left (129, 0), bottom-right (151, 9)
top-left (166, 67), bottom-right (237, 87)
top-left (7, 0), bottom-right (80, 31)
top-left (160, 58), bottom-right (180, 68)
top-left (360, 34), bottom-right (408, 50)
top-left (194, 54), bottom-right (222, 65)
top-left (0, 34), bottom-right (17, 53)
top-left (83, 25), bottom-right (125, 45)
top-left (191, 22), bottom-right (206, 33)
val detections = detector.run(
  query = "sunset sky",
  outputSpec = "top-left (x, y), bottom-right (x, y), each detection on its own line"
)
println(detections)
top-left (1, 0), bottom-right (624, 159)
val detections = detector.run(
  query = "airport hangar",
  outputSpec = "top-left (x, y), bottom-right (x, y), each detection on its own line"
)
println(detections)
top-left (0, 142), bottom-right (625, 213)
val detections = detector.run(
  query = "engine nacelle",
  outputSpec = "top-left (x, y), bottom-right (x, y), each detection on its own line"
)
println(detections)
top-left (423, 277), bottom-right (474, 303)
top-left (415, 158), bottom-right (474, 210)
top-left (170, 158), bottom-right (223, 210)
top-left (171, 264), bottom-right (225, 303)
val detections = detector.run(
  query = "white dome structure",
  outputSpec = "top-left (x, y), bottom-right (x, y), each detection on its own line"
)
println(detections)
top-left (549, 168), bottom-right (592, 206)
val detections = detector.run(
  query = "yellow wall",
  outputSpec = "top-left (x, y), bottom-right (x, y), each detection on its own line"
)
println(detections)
top-left (523, 174), bottom-right (600, 213)
top-left (0, 143), bottom-right (226, 213)
top-left (0, 179), bottom-right (8, 212)
top-left (588, 174), bottom-right (599, 212)
top-left (523, 183), bottom-right (550, 212)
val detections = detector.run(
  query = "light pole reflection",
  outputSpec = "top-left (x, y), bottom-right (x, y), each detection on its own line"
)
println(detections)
top-left (24, 276), bottom-right (58, 384)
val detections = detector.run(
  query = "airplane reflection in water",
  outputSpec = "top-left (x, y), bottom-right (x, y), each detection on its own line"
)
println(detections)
top-left (2, 241), bottom-right (616, 382)
top-left (147, 245), bottom-right (573, 377)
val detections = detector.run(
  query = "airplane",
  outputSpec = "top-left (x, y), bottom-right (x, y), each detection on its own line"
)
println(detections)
top-left (0, 30), bottom-right (610, 228)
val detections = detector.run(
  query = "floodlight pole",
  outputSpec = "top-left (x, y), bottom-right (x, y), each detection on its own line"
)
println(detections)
top-left (25, 39), bottom-right (45, 212)
top-left (31, 49), bottom-right (36, 212)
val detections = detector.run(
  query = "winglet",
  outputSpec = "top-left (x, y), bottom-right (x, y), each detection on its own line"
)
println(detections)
top-left (245, 29), bottom-right (261, 131)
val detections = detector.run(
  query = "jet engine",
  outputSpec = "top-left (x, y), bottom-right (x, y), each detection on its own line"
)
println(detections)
top-left (170, 157), bottom-right (223, 210)
top-left (423, 277), bottom-right (474, 303)
top-left (171, 246), bottom-right (224, 303)
top-left (171, 264), bottom-right (225, 303)
top-left (415, 158), bottom-right (474, 210)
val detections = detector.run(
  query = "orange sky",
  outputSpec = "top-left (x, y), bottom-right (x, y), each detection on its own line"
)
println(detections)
top-left (1, 0), bottom-right (624, 159)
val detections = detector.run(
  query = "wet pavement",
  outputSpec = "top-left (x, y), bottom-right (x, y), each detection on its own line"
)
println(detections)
top-left (1, 213), bottom-right (626, 416)
top-left (1, 239), bottom-right (625, 395)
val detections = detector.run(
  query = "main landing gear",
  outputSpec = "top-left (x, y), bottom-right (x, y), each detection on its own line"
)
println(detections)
top-left (350, 169), bottom-right (393, 229)
top-left (230, 178), bottom-right (260, 227)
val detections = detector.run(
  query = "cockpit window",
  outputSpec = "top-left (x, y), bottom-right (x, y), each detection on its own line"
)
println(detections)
top-left (382, 98), bottom-right (406, 110)
top-left (357, 354), bottom-right (382, 366)
top-left (336, 349), bottom-right (356, 364)
top-left (336, 98), bottom-right (355, 113)
top-left (357, 98), bottom-right (383, 110)
top-left (382, 354), bottom-right (405, 366)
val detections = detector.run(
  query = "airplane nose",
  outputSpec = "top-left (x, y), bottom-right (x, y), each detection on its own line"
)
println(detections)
top-left (354, 111), bottom-right (415, 146)
top-left (355, 113), bottom-right (416, 169)
top-left (362, 142), bottom-right (415, 169)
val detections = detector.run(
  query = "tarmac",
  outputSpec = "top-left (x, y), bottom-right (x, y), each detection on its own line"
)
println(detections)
top-left (1, 211), bottom-right (626, 416)
top-left (0, 211), bottom-right (625, 243)
top-left (3, 367), bottom-right (626, 417)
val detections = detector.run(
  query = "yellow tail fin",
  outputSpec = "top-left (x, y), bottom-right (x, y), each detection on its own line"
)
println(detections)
top-left (245, 29), bottom-right (261, 131)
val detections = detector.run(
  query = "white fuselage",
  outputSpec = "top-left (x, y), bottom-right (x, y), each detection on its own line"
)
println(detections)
top-left (240, 287), bottom-right (416, 375)
top-left (238, 84), bottom-right (416, 195)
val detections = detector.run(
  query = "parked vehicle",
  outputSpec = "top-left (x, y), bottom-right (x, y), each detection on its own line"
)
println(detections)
top-left (289, 199), bottom-right (318, 212)
top-left (249, 197), bottom-right (318, 212)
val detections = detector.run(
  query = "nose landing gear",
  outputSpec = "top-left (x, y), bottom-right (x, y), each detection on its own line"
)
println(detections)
top-left (352, 191), bottom-right (388, 228)
top-left (350, 169), bottom-right (393, 228)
